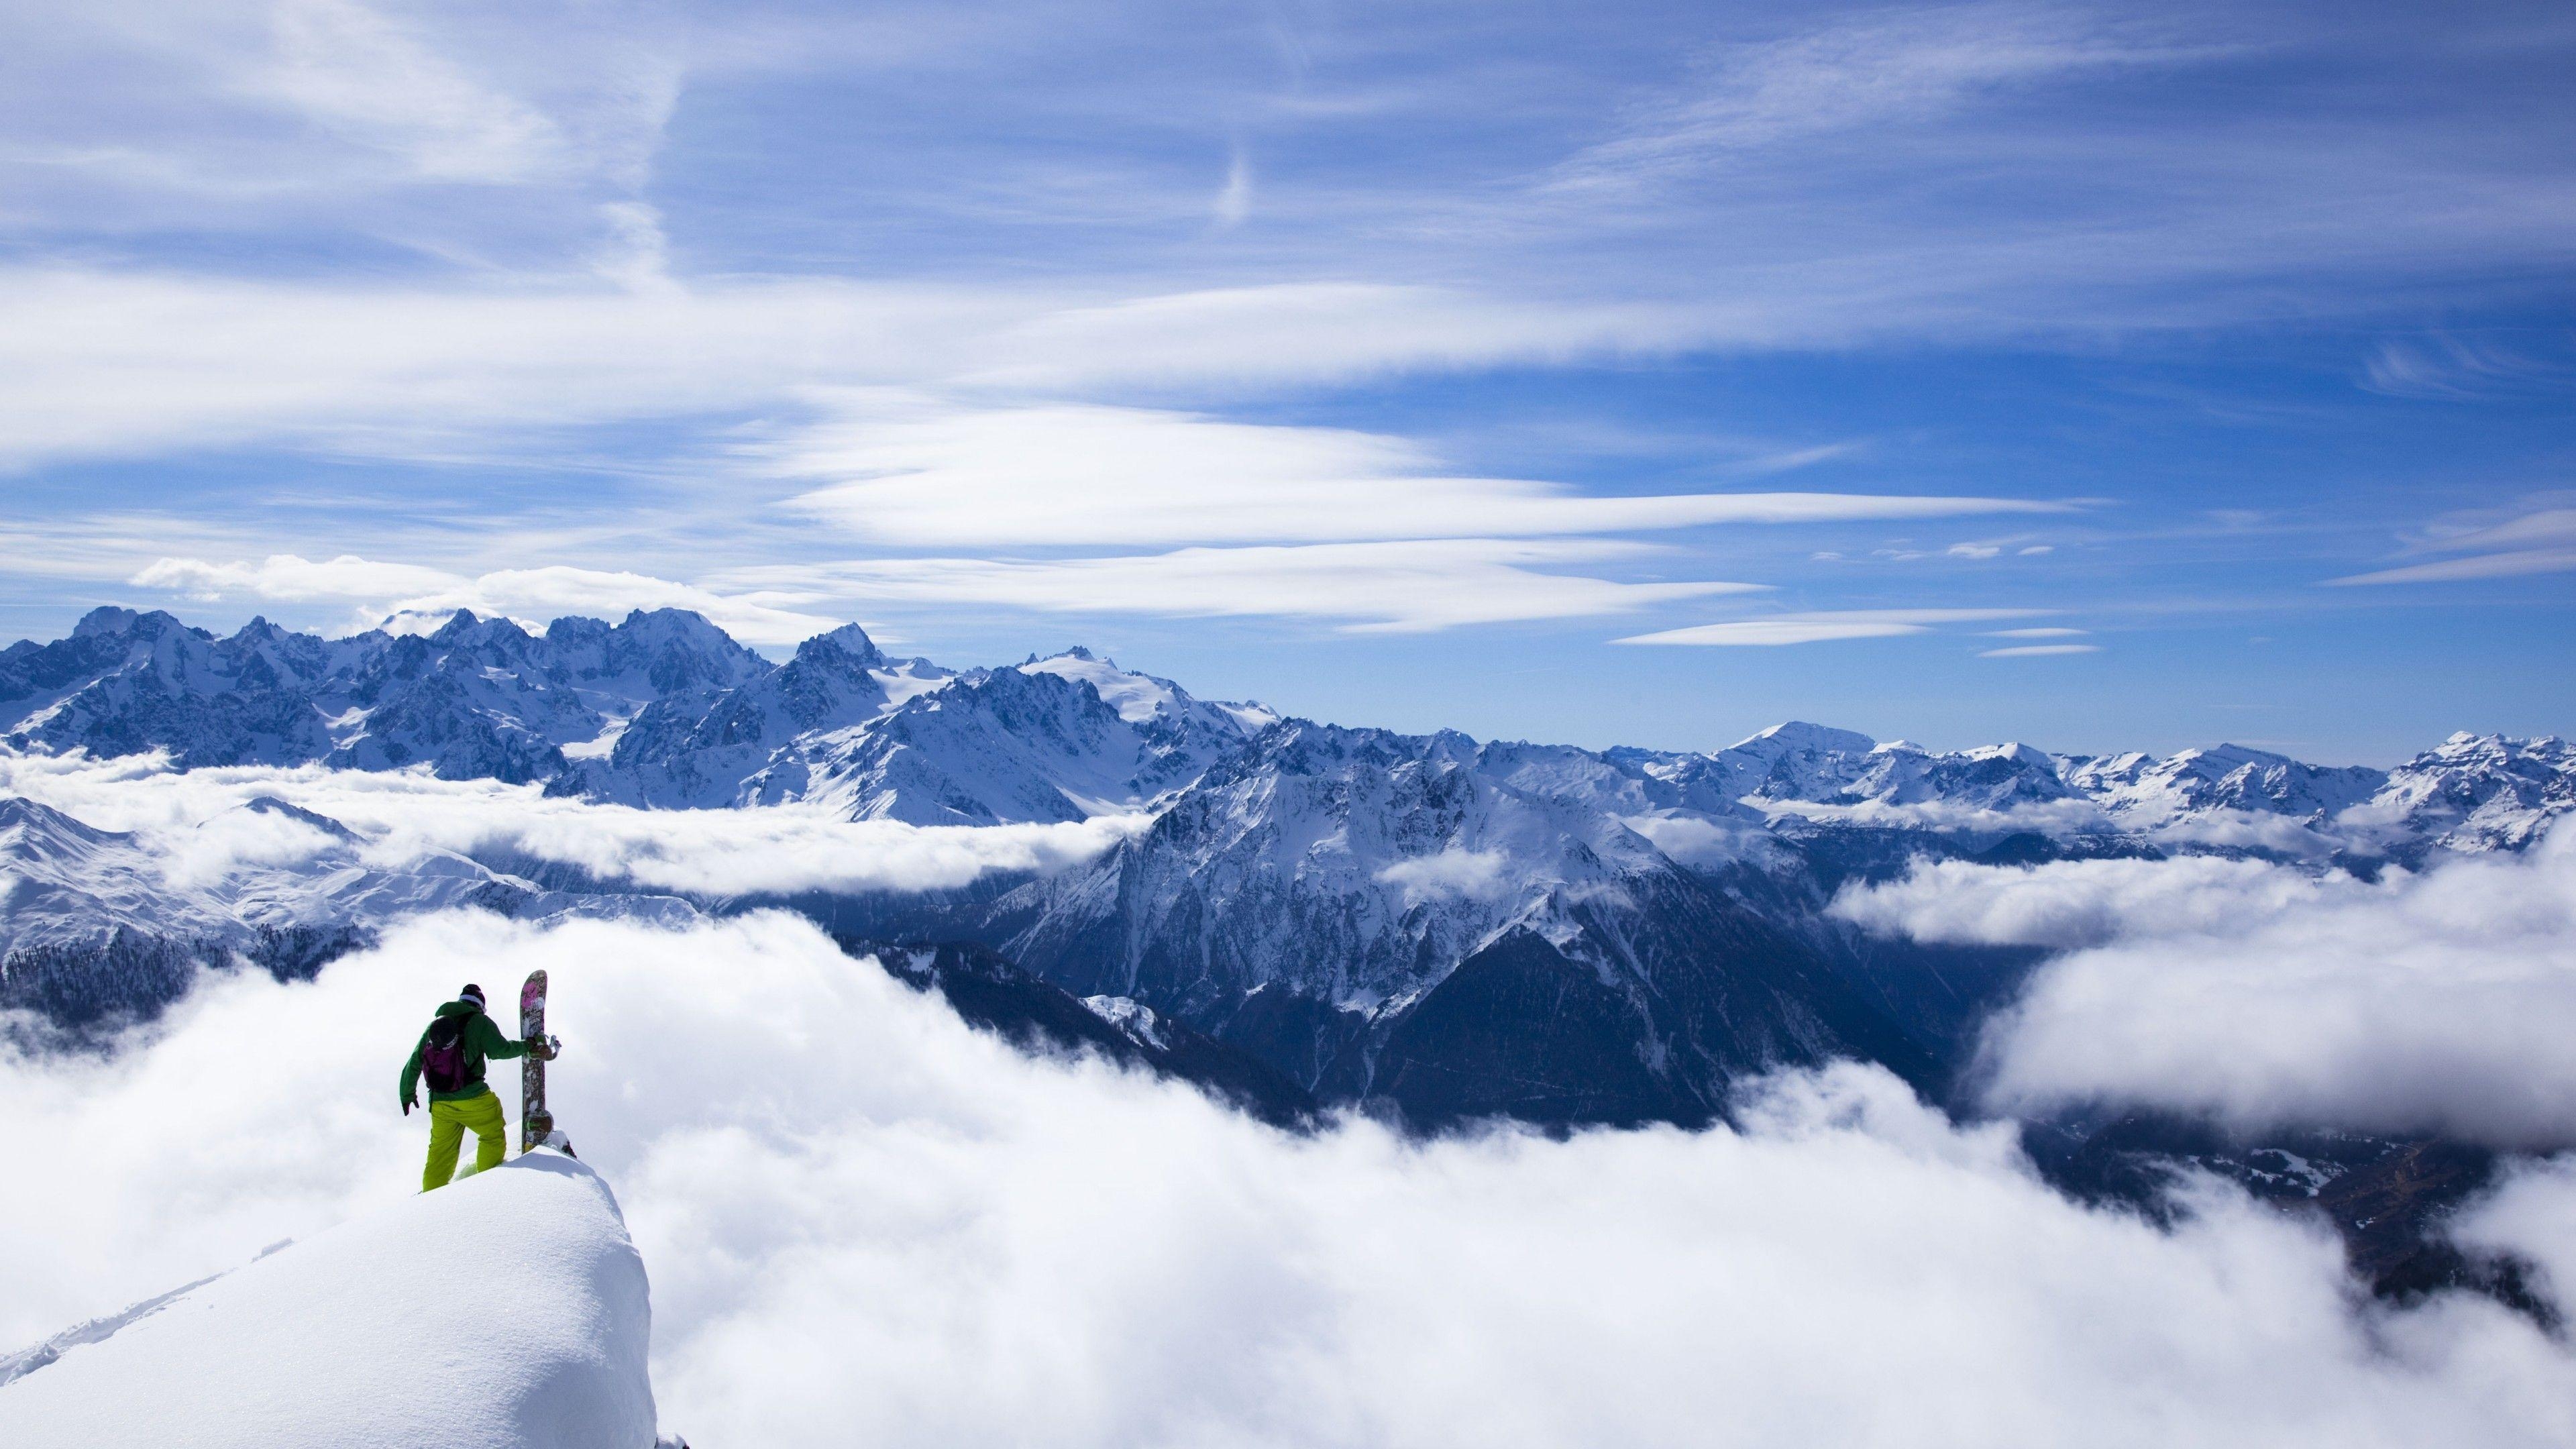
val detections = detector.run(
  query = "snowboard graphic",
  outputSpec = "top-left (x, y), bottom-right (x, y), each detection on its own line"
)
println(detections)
top-left (519, 969), bottom-right (571, 1157)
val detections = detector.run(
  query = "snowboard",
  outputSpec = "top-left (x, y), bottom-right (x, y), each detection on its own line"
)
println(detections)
top-left (519, 969), bottom-right (572, 1157)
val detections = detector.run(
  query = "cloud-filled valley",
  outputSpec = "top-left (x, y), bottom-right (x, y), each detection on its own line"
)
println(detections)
top-left (0, 749), bottom-right (1142, 902)
top-left (6, 911), bottom-right (2576, 1448)
top-left (1833, 838), bottom-right (2576, 1147)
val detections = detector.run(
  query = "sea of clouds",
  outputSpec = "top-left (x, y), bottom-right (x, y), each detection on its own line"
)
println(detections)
top-left (0, 750), bottom-right (1143, 899)
top-left (9, 753), bottom-right (2576, 1443)
top-left (3, 909), bottom-right (2575, 1447)
top-left (1833, 826), bottom-right (2576, 1147)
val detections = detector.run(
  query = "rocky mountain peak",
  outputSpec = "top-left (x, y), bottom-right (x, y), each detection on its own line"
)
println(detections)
top-left (796, 622), bottom-right (885, 668)
top-left (70, 606), bottom-right (190, 642)
top-left (1732, 720), bottom-right (1879, 756)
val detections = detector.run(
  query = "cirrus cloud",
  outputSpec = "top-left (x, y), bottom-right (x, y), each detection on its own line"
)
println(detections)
top-left (729, 539), bottom-right (1765, 634)
top-left (1615, 608), bottom-right (2045, 647)
top-left (772, 395), bottom-right (2068, 549)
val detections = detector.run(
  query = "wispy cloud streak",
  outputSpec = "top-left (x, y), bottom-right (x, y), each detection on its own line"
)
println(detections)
top-left (1615, 608), bottom-right (2043, 646)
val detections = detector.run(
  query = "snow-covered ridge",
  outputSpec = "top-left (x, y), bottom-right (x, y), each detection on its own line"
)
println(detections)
top-left (1082, 993), bottom-right (1172, 1050)
top-left (0, 1152), bottom-right (663, 1449)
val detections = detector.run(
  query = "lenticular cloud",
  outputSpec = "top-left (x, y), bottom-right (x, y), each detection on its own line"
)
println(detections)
top-left (4, 910), bottom-right (2575, 1447)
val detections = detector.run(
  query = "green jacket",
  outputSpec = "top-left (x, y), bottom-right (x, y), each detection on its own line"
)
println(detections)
top-left (400, 1001), bottom-right (529, 1106)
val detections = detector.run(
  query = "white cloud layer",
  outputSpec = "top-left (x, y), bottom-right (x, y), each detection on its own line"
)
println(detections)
top-left (2326, 548), bottom-right (2576, 586)
top-left (772, 396), bottom-right (2063, 548)
top-left (262, 0), bottom-right (570, 184)
top-left (3, 911), bottom-right (2573, 1447)
top-left (745, 539), bottom-right (1762, 633)
top-left (1831, 855), bottom-right (2366, 951)
top-left (1375, 847), bottom-right (1512, 904)
top-left (1839, 831), bottom-right (2576, 1146)
top-left (131, 555), bottom-right (845, 646)
top-left (132, 553), bottom-right (461, 602)
top-left (2455, 1156), bottom-right (2576, 1312)
top-left (1546, 3), bottom-right (2200, 197)
top-left (2326, 507), bottom-right (2576, 587)
top-left (1757, 795), bottom-right (2112, 835)
top-left (0, 274), bottom-right (2062, 639)
top-left (0, 273), bottom-right (1695, 470)
top-left (0, 751), bottom-right (1138, 899)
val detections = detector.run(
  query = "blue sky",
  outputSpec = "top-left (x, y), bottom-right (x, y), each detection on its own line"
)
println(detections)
top-left (1, 0), bottom-right (2570, 763)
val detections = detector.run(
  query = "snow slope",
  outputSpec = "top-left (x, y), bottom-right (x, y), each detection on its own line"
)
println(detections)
top-left (0, 1152), bottom-right (661, 1449)
top-left (574, 641), bottom-right (1268, 822)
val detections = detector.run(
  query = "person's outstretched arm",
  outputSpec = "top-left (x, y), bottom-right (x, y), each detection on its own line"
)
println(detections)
top-left (474, 1012), bottom-right (531, 1062)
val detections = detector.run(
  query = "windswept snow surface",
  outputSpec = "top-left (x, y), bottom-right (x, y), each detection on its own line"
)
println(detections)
top-left (1018, 648), bottom-right (1179, 723)
top-left (0, 1153), bottom-right (657, 1449)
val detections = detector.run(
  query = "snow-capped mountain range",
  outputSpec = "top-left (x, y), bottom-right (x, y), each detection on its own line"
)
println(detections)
top-left (3, 606), bottom-right (767, 784)
top-left (5, 604), bottom-right (2572, 1126)
top-left (11, 606), bottom-right (2561, 849)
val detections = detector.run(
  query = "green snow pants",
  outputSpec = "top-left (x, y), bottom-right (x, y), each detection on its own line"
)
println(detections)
top-left (423, 1089), bottom-right (508, 1191)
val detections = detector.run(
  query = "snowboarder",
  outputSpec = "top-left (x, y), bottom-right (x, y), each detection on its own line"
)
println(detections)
top-left (399, 983), bottom-right (558, 1192)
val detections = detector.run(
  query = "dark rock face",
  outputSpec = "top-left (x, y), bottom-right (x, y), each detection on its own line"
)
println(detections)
top-left (932, 720), bottom-right (1950, 1133)
top-left (845, 936), bottom-right (1316, 1128)
top-left (0, 928), bottom-right (207, 1034)
top-left (0, 922), bottom-right (376, 1046)
top-left (1201, 985), bottom-right (1371, 1093)
top-left (2023, 1113), bottom-right (2554, 1321)
top-left (1333, 871), bottom-right (1945, 1131)
top-left (2312, 1139), bottom-right (2552, 1320)
top-left (1358, 931), bottom-right (1679, 1128)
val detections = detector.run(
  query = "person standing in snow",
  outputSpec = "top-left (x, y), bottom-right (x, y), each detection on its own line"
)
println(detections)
top-left (399, 983), bottom-right (555, 1191)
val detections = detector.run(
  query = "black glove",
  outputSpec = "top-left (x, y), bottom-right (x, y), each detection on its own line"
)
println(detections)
top-left (402, 1096), bottom-right (414, 1116)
